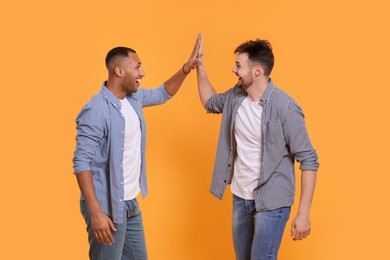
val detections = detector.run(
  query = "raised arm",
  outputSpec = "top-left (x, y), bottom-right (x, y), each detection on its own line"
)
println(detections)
top-left (196, 33), bottom-right (217, 107)
top-left (163, 33), bottom-right (202, 96)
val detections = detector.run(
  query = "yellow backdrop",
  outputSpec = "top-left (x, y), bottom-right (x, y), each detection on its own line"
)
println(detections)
top-left (1, 0), bottom-right (389, 259)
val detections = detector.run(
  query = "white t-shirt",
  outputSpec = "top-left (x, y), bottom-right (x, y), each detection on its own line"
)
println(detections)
top-left (120, 98), bottom-right (141, 200)
top-left (231, 97), bottom-right (263, 200)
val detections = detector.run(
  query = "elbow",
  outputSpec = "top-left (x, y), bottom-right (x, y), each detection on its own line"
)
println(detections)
top-left (296, 150), bottom-right (320, 171)
top-left (202, 96), bottom-right (212, 111)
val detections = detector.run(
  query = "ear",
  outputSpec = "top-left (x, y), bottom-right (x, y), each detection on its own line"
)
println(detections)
top-left (254, 65), bottom-right (263, 77)
top-left (114, 66), bottom-right (123, 77)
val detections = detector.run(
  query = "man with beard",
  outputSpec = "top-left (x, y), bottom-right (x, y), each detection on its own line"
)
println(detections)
top-left (196, 36), bottom-right (319, 260)
top-left (73, 34), bottom-right (201, 260)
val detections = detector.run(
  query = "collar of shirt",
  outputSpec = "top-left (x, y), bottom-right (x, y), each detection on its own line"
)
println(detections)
top-left (101, 81), bottom-right (123, 112)
top-left (260, 78), bottom-right (276, 105)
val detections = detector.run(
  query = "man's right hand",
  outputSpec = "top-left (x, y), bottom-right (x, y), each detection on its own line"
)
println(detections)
top-left (91, 210), bottom-right (117, 245)
top-left (76, 171), bottom-right (117, 245)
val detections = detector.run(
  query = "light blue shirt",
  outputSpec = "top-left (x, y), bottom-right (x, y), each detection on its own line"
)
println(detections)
top-left (73, 82), bottom-right (171, 223)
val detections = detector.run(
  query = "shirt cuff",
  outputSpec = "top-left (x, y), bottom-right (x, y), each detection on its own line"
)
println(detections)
top-left (73, 163), bottom-right (92, 175)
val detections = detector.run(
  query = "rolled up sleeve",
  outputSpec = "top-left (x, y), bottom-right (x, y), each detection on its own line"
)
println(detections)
top-left (205, 91), bottom-right (229, 114)
top-left (282, 101), bottom-right (319, 171)
top-left (140, 84), bottom-right (172, 107)
top-left (73, 105), bottom-right (106, 174)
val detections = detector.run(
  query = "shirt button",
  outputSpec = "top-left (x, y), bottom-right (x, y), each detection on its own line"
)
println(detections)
top-left (122, 131), bottom-right (125, 134)
top-left (120, 164), bottom-right (123, 167)
top-left (119, 199), bottom-right (122, 202)
top-left (121, 147), bottom-right (124, 151)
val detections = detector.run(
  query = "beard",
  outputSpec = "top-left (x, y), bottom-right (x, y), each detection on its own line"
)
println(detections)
top-left (237, 74), bottom-right (254, 90)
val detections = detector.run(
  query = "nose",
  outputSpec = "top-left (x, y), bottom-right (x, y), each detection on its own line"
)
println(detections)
top-left (140, 67), bottom-right (145, 77)
top-left (232, 66), bottom-right (237, 74)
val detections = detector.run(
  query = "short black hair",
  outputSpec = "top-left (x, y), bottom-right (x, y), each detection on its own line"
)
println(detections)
top-left (105, 47), bottom-right (136, 69)
top-left (234, 39), bottom-right (274, 76)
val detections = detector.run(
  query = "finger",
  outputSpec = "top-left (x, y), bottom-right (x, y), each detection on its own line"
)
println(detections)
top-left (198, 33), bottom-right (203, 53)
top-left (291, 223), bottom-right (296, 237)
top-left (195, 33), bottom-right (201, 48)
top-left (198, 33), bottom-right (204, 56)
top-left (101, 229), bottom-right (113, 245)
top-left (105, 229), bottom-right (115, 244)
top-left (109, 220), bottom-right (117, 232)
top-left (98, 231), bottom-right (109, 244)
top-left (298, 230), bottom-right (306, 240)
top-left (191, 34), bottom-right (201, 57)
top-left (94, 231), bottom-right (102, 243)
top-left (293, 232), bottom-right (301, 241)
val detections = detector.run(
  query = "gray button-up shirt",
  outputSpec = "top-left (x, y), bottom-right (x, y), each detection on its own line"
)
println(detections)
top-left (205, 79), bottom-right (319, 211)
top-left (73, 82), bottom-right (171, 223)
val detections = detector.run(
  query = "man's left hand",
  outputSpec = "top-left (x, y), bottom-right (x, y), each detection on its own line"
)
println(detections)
top-left (291, 213), bottom-right (311, 241)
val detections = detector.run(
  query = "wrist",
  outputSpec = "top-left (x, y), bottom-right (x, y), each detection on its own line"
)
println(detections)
top-left (90, 208), bottom-right (103, 218)
top-left (297, 211), bottom-right (310, 218)
top-left (182, 63), bottom-right (190, 74)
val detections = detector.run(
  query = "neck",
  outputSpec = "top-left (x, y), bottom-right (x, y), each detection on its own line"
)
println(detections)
top-left (245, 77), bottom-right (269, 102)
top-left (106, 78), bottom-right (126, 100)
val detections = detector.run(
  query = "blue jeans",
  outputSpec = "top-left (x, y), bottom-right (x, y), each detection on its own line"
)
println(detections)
top-left (80, 199), bottom-right (148, 260)
top-left (232, 195), bottom-right (291, 260)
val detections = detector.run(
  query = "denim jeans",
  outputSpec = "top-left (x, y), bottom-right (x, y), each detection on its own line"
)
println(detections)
top-left (232, 195), bottom-right (291, 260)
top-left (80, 199), bottom-right (148, 260)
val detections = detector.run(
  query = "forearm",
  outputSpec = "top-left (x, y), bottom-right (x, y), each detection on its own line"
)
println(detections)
top-left (297, 170), bottom-right (317, 216)
top-left (76, 171), bottom-right (101, 215)
top-left (196, 64), bottom-right (216, 107)
top-left (163, 64), bottom-right (191, 96)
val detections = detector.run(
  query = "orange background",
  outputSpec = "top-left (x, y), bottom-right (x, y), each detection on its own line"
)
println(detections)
top-left (1, 0), bottom-right (389, 259)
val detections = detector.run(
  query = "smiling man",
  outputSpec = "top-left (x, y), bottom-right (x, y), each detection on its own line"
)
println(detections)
top-left (73, 35), bottom-right (200, 260)
top-left (196, 37), bottom-right (319, 260)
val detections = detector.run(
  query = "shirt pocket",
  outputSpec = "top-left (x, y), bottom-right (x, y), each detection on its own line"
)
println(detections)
top-left (265, 120), bottom-right (286, 147)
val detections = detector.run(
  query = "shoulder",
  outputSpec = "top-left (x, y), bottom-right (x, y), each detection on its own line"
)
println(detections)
top-left (77, 92), bottom-right (109, 121)
top-left (208, 85), bottom-right (241, 104)
top-left (269, 86), bottom-right (301, 110)
top-left (128, 85), bottom-right (166, 99)
top-left (267, 86), bottom-right (304, 122)
top-left (230, 85), bottom-right (245, 95)
top-left (217, 85), bottom-right (244, 99)
top-left (271, 87), bottom-right (296, 104)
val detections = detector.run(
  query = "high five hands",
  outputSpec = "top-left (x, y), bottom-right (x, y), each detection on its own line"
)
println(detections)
top-left (183, 33), bottom-right (204, 73)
